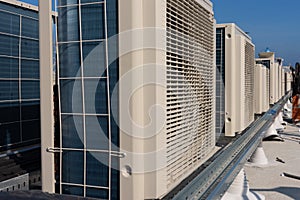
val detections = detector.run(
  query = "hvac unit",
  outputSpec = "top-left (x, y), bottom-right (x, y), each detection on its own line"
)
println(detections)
top-left (119, 0), bottom-right (216, 199)
top-left (256, 52), bottom-right (276, 105)
top-left (281, 67), bottom-right (285, 96)
top-left (254, 64), bottom-right (268, 114)
top-left (216, 23), bottom-right (254, 137)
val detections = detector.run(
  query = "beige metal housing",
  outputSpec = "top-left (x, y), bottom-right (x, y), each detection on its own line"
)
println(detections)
top-left (256, 52), bottom-right (277, 105)
top-left (216, 23), bottom-right (255, 137)
top-left (254, 64), bottom-right (269, 114)
top-left (119, 0), bottom-right (215, 199)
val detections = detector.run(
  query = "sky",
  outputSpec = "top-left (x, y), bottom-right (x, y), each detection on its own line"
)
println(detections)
top-left (20, 0), bottom-right (300, 66)
top-left (211, 0), bottom-right (300, 67)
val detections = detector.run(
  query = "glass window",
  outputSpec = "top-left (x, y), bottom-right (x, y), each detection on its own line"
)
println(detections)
top-left (0, 102), bottom-right (20, 123)
top-left (58, 6), bottom-right (79, 42)
top-left (84, 78), bottom-right (108, 114)
top-left (60, 79), bottom-right (83, 113)
top-left (58, 0), bottom-right (78, 6)
top-left (106, 0), bottom-right (118, 37)
top-left (21, 101), bottom-right (40, 120)
top-left (59, 42), bottom-right (81, 77)
top-left (81, 4), bottom-right (105, 40)
top-left (85, 115), bottom-right (108, 150)
top-left (86, 151), bottom-right (109, 187)
top-left (21, 119), bottom-right (40, 141)
top-left (21, 80), bottom-right (40, 99)
top-left (82, 41), bottom-right (106, 77)
top-left (21, 38), bottom-right (39, 59)
top-left (62, 185), bottom-right (83, 196)
top-left (0, 57), bottom-right (19, 78)
top-left (22, 17), bottom-right (39, 39)
top-left (0, 34), bottom-right (19, 57)
top-left (62, 150), bottom-right (84, 184)
top-left (86, 187), bottom-right (109, 199)
top-left (81, 0), bottom-right (104, 4)
top-left (21, 59), bottom-right (39, 79)
top-left (0, 80), bottom-right (18, 101)
top-left (62, 115), bottom-right (84, 149)
top-left (0, 122), bottom-right (21, 146)
top-left (0, 11), bottom-right (20, 35)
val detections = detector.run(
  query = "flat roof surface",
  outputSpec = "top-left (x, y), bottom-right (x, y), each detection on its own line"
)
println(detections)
top-left (245, 123), bottom-right (300, 200)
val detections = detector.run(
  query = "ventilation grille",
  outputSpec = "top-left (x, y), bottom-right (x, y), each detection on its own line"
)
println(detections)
top-left (215, 28), bottom-right (225, 138)
top-left (244, 41), bottom-right (254, 126)
top-left (166, 0), bottom-right (214, 189)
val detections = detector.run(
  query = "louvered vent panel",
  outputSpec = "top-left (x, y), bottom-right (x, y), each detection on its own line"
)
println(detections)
top-left (215, 28), bottom-right (225, 138)
top-left (244, 41), bottom-right (254, 126)
top-left (166, 0), bottom-right (215, 188)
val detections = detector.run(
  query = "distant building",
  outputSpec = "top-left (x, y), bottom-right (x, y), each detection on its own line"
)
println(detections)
top-left (48, 0), bottom-right (216, 199)
top-left (216, 23), bottom-right (255, 137)
top-left (0, 0), bottom-right (42, 193)
top-left (0, 0), bottom-right (40, 150)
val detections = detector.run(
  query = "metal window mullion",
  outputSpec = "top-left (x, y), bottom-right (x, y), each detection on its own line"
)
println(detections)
top-left (18, 15), bottom-right (22, 142)
top-left (78, 1), bottom-right (87, 197)
top-left (103, 1), bottom-right (111, 199)
top-left (55, 0), bottom-right (64, 194)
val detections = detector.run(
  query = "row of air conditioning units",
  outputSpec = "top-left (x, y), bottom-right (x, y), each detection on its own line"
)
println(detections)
top-left (215, 23), bottom-right (292, 138)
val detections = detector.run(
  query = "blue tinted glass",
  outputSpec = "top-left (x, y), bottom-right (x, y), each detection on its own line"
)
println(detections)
top-left (84, 78), bottom-right (108, 114)
top-left (82, 41), bottom-right (106, 77)
top-left (85, 116), bottom-right (108, 149)
top-left (0, 122), bottom-right (20, 146)
top-left (22, 119), bottom-right (40, 140)
top-left (62, 150), bottom-right (84, 184)
top-left (0, 34), bottom-right (19, 57)
top-left (58, 6), bottom-right (79, 42)
top-left (0, 2), bottom-right (38, 18)
top-left (58, 0), bottom-right (78, 6)
top-left (22, 17), bottom-right (38, 39)
top-left (21, 59), bottom-right (39, 79)
top-left (21, 80), bottom-right (40, 99)
top-left (62, 185), bottom-right (83, 196)
top-left (86, 152), bottom-right (109, 186)
top-left (0, 57), bottom-right (19, 78)
top-left (111, 158), bottom-right (119, 200)
top-left (59, 42), bottom-right (81, 77)
top-left (81, 4), bottom-right (105, 40)
top-left (86, 187), bottom-right (108, 199)
top-left (0, 102), bottom-right (20, 123)
top-left (81, 0), bottom-right (104, 3)
top-left (21, 38), bottom-right (39, 59)
top-left (106, 0), bottom-right (118, 37)
top-left (0, 80), bottom-right (18, 101)
top-left (62, 115), bottom-right (84, 148)
top-left (60, 79), bottom-right (83, 113)
top-left (21, 101), bottom-right (40, 120)
top-left (0, 11), bottom-right (20, 35)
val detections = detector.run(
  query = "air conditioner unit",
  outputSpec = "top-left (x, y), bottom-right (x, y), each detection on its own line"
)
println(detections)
top-left (254, 64), bottom-right (268, 114)
top-left (216, 23), bottom-right (254, 137)
top-left (256, 52), bottom-right (276, 105)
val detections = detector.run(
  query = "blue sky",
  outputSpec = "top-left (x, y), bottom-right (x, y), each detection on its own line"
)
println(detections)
top-left (211, 0), bottom-right (300, 66)
top-left (20, 0), bottom-right (299, 66)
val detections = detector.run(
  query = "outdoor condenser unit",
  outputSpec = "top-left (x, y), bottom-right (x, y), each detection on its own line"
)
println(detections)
top-left (216, 23), bottom-right (255, 137)
top-left (254, 64), bottom-right (268, 114)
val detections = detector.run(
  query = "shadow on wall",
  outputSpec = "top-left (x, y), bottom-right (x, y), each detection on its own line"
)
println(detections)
top-left (252, 187), bottom-right (300, 199)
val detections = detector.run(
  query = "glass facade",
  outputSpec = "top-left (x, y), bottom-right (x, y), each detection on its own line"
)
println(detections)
top-left (0, 2), bottom-right (40, 149)
top-left (57, 0), bottom-right (119, 199)
top-left (215, 28), bottom-right (225, 139)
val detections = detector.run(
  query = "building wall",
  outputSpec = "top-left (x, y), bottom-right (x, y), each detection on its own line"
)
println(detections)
top-left (57, 0), bottom-right (119, 199)
top-left (0, 1), bottom-right (40, 149)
